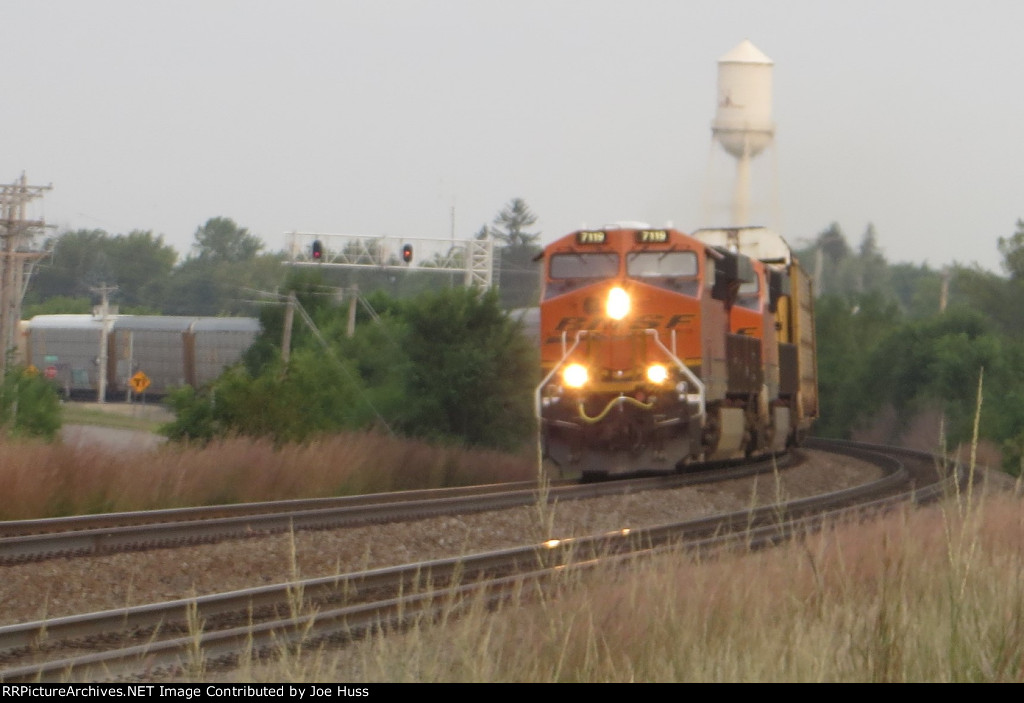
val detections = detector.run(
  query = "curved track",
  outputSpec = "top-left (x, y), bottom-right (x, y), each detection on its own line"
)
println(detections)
top-left (0, 439), bottom-right (995, 682)
top-left (0, 454), bottom-right (798, 564)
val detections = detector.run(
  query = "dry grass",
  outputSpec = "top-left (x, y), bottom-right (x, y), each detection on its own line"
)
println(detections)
top-left (0, 431), bottom-right (536, 520)
top-left (232, 487), bottom-right (1024, 683)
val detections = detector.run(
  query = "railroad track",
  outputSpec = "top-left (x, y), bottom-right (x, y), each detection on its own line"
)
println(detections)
top-left (0, 455), bottom-right (796, 564)
top-left (0, 440), bottom-right (978, 682)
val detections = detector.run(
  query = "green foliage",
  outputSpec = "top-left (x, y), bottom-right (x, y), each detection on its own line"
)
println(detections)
top-left (26, 218), bottom-right (285, 317)
top-left (491, 198), bottom-right (540, 247)
top-left (27, 229), bottom-right (178, 308)
top-left (815, 289), bottom-right (1024, 473)
top-left (163, 354), bottom-right (366, 444)
top-left (951, 267), bottom-right (1024, 339)
top-left (191, 217), bottom-right (263, 262)
top-left (813, 292), bottom-right (903, 438)
top-left (162, 251), bottom-right (286, 316)
top-left (0, 367), bottom-right (62, 439)
top-left (23, 296), bottom-right (93, 316)
top-left (161, 385), bottom-right (217, 443)
top-left (807, 218), bottom-right (1024, 475)
top-left (997, 218), bottom-right (1024, 280)
top-left (164, 287), bottom-right (537, 452)
top-left (864, 310), bottom-right (999, 436)
top-left (394, 287), bottom-right (536, 450)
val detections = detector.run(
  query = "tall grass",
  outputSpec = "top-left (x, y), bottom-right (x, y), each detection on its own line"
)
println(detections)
top-left (0, 431), bottom-right (536, 520)
top-left (228, 490), bottom-right (1024, 683)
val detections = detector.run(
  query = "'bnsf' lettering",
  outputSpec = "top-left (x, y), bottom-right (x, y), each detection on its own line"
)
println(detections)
top-left (554, 316), bottom-right (595, 333)
top-left (665, 314), bottom-right (695, 328)
top-left (636, 229), bottom-right (669, 243)
top-left (576, 231), bottom-right (607, 244)
top-left (550, 314), bottom-right (695, 338)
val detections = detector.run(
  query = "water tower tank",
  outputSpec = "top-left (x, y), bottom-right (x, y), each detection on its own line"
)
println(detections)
top-left (712, 39), bottom-right (774, 158)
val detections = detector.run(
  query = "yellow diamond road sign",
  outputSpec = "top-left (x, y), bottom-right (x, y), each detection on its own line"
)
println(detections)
top-left (130, 371), bottom-right (151, 394)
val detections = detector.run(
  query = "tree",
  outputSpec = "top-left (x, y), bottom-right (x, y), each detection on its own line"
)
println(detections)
top-left (27, 229), bottom-right (177, 311)
top-left (27, 229), bottom-right (108, 301)
top-left (191, 217), bottom-right (263, 262)
top-left (395, 287), bottom-right (536, 450)
top-left (161, 218), bottom-right (283, 316)
top-left (997, 218), bottom-right (1024, 280)
top-left (491, 198), bottom-right (540, 247)
top-left (851, 223), bottom-right (891, 293)
top-left (104, 230), bottom-right (178, 307)
top-left (488, 199), bottom-right (543, 308)
top-left (817, 222), bottom-right (851, 262)
top-left (162, 251), bottom-right (285, 316)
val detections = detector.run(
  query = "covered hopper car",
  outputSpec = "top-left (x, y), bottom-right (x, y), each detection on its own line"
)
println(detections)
top-left (20, 314), bottom-right (260, 399)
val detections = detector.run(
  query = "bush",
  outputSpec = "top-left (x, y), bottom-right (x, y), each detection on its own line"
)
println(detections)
top-left (0, 366), bottom-right (62, 440)
top-left (162, 288), bottom-right (538, 453)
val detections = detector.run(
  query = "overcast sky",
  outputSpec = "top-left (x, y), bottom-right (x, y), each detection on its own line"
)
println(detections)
top-left (3, 1), bottom-right (1021, 273)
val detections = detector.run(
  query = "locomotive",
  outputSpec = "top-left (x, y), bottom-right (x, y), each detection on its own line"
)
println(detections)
top-left (536, 224), bottom-right (817, 477)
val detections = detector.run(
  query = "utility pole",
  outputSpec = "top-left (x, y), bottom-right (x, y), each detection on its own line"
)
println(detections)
top-left (346, 284), bottom-right (358, 338)
top-left (0, 173), bottom-right (52, 374)
top-left (90, 283), bottom-right (118, 402)
top-left (281, 291), bottom-right (296, 364)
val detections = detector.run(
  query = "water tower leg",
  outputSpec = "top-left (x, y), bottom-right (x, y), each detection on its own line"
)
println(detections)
top-left (733, 138), bottom-right (752, 226)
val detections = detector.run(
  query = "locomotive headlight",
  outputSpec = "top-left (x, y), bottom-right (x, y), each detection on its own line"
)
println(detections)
top-left (562, 363), bottom-right (589, 389)
top-left (606, 286), bottom-right (630, 320)
top-left (646, 363), bottom-right (669, 385)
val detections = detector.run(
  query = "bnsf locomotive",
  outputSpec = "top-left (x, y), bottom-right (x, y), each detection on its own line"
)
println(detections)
top-left (536, 224), bottom-right (817, 477)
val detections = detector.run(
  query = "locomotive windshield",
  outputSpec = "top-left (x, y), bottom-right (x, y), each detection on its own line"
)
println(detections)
top-left (736, 276), bottom-right (761, 310)
top-left (626, 251), bottom-right (700, 296)
top-left (549, 252), bottom-right (620, 279)
top-left (626, 251), bottom-right (698, 278)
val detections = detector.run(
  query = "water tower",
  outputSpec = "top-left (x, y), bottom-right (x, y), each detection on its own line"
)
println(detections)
top-left (710, 39), bottom-right (776, 226)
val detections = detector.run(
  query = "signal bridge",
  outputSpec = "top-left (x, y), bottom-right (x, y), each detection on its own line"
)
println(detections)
top-left (285, 231), bottom-right (494, 290)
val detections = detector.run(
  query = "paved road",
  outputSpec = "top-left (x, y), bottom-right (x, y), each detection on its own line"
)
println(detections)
top-left (60, 402), bottom-right (173, 452)
top-left (61, 424), bottom-right (167, 452)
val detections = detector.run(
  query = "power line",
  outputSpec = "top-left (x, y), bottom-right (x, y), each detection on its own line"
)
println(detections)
top-left (0, 173), bottom-right (52, 374)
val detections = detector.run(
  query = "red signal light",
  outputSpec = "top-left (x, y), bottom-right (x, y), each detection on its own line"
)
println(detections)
top-left (402, 244), bottom-right (413, 264)
top-left (312, 240), bottom-right (323, 260)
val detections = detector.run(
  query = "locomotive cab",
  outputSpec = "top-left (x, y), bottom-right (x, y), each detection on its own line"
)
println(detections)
top-left (537, 226), bottom-right (734, 477)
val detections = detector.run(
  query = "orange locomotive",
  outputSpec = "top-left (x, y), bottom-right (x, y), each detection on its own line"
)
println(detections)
top-left (535, 224), bottom-right (817, 477)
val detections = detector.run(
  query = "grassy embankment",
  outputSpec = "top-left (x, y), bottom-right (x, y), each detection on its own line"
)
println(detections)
top-left (0, 403), bottom-right (536, 520)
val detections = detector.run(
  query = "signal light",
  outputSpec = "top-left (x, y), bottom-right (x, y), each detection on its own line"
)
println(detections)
top-left (312, 239), bottom-right (323, 260)
top-left (402, 244), bottom-right (413, 264)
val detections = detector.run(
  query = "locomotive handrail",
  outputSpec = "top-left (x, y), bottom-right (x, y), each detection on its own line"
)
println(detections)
top-left (534, 329), bottom-right (585, 421)
top-left (648, 328), bottom-right (706, 424)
